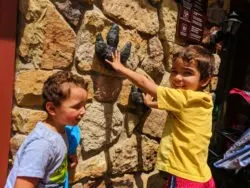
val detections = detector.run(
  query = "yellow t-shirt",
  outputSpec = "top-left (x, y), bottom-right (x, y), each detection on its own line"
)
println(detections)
top-left (156, 86), bottom-right (213, 182)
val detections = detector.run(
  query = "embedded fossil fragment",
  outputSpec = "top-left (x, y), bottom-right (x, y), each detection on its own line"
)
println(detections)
top-left (95, 24), bottom-right (132, 70)
top-left (130, 85), bottom-right (149, 115)
top-left (130, 85), bottom-right (144, 104)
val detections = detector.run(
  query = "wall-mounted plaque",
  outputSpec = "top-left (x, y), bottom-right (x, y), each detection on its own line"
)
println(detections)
top-left (176, 0), bottom-right (208, 44)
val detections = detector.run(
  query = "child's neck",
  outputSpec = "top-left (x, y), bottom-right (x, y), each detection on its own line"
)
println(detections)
top-left (44, 119), bottom-right (65, 134)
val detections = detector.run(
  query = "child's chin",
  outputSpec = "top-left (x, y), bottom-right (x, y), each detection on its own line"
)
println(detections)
top-left (173, 86), bottom-right (184, 89)
top-left (67, 123), bottom-right (78, 126)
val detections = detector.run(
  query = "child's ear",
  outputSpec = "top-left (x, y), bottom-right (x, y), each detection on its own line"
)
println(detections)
top-left (45, 102), bottom-right (56, 116)
top-left (200, 77), bottom-right (211, 88)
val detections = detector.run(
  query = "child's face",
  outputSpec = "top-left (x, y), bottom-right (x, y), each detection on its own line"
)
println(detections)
top-left (169, 58), bottom-right (206, 91)
top-left (53, 86), bottom-right (88, 126)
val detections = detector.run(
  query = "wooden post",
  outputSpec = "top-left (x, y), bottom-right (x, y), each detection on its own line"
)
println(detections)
top-left (0, 0), bottom-right (17, 186)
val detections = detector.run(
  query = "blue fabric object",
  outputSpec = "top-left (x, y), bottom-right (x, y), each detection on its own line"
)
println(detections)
top-left (64, 125), bottom-right (81, 188)
top-left (214, 128), bottom-right (250, 172)
top-left (65, 125), bottom-right (81, 154)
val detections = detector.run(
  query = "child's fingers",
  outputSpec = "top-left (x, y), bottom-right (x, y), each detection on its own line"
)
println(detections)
top-left (105, 59), bottom-right (113, 64)
top-left (69, 154), bottom-right (78, 168)
top-left (144, 93), bottom-right (153, 101)
top-left (142, 93), bottom-right (150, 102)
top-left (114, 50), bottom-right (118, 61)
top-left (70, 161), bottom-right (78, 168)
top-left (142, 93), bottom-right (146, 98)
top-left (117, 51), bottom-right (120, 60)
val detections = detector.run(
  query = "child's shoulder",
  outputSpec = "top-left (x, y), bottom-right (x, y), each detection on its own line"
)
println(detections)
top-left (157, 87), bottom-right (213, 105)
top-left (183, 89), bottom-right (212, 99)
top-left (158, 86), bottom-right (211, 97)
top-left (184, 90), bottom-right (213, 108)
top-left (27, 122), bottom-right (65, 145)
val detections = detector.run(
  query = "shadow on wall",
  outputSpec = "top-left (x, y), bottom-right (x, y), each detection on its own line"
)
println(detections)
top-left (147, 172), bottom-right (166, 188)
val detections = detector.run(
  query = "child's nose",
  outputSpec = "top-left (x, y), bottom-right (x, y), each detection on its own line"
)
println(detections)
top-left (79, 107), bottom-right (86, 116)
top-left (175, 74), bottom-right (183, 81)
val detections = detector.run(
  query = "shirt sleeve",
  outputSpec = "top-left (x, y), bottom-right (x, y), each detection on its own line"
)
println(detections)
top-left (16, 139), bottom-right (52, 178)
top-left (157, 86), bottom-right (187, 114)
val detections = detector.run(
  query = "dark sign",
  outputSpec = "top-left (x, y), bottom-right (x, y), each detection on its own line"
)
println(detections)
top-left (177, 0), bottom-right (208, 44)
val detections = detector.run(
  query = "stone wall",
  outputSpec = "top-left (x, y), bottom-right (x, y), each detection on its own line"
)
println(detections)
top-left (11, 0), bottom-right (220, 187)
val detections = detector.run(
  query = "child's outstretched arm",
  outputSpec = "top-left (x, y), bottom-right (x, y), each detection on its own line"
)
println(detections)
top-left (106, 51), bottom-right (158, 98)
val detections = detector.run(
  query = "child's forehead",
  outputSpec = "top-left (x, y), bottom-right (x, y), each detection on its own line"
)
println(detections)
top-left (61, 82), bottom-right (78, 89)
top-left (60, 82), bottom-right (80, 95)
top-left (173, 57), bottom-right (198, 69)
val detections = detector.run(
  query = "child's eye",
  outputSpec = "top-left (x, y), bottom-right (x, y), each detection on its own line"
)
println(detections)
top-left (183, 71), bottom-right (193, 76)
top-left (72, 105), bottom-right (81, 110)
top-left (170, 69), bottom-right (177, 75)
top-left (72, 102), bottom-right (85, 110)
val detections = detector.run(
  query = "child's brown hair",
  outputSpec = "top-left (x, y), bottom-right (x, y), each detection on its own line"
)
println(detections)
top-left (42, 71), bottom-right (88, 110)
top-left (173, 45), bottom-right (215, 81)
